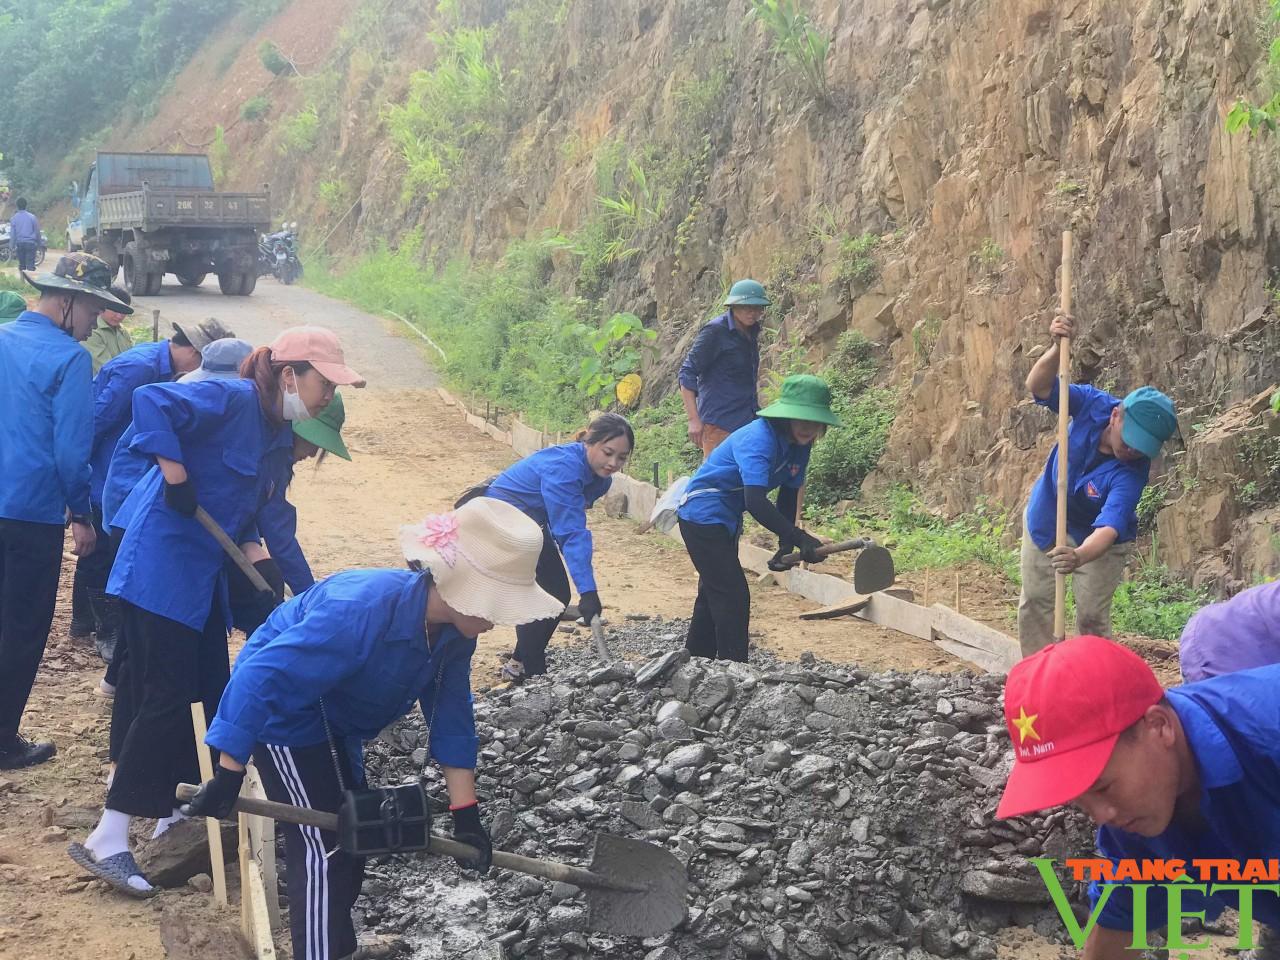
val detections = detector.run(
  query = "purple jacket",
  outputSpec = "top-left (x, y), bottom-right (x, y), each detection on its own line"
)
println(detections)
top-left (1179, 580), bottom-right (1280, 683)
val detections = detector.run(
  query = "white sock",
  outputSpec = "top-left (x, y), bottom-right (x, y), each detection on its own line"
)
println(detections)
top-left (151, 808), bottom-right (187, 839)
top-left (85, 809), bottom-right (153, 893)
top-left (85, 808), bottom-right (131, 859)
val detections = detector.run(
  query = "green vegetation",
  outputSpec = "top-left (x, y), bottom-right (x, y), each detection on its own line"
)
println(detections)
top-left (836, 232), bottom-right (881, 286)
top-left (1226, 0), bottom-right (1280, 135)
top-left (259, 39), bottom-right (293, 76)
top-left (802, 332), bottom-right (897, 506)
top-left (209, 125), bottom-right (230, 183)
top-left (748, 0), bottom-right (830, 102)
top-left (0, 273), bottom-right (27, 295)
top-left (280, 106), bottom-right (320, 155)
top-left (975, 237), bottom-right (1003, 271)
top-left (810, 487), bottom-right (1020, 582)
top-left (307, 234), bottom-right (651, 432)
top-left (1109, 559), bottom-right (1209, 641)
top-left (240, 94), bottom-right (272, 121)
top-left (629, 395), bottom-right (703, 483)
top-left (912, 312), bottom-right (942, 365)
top-left (0, 0), bottom-right (246, 203)
top-left (1054, 178), bottom-right (1085, 195)
top-left (384, 26), bottom-right (505, 201)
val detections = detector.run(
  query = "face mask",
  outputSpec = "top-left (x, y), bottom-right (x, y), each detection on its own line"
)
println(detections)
top-left (282, 377), bottom-right (312, 422)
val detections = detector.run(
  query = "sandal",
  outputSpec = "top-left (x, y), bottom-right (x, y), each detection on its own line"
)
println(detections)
top-left (499, 657), bottom-right (525, 684)
top-left (67, 842), bottom-right (157, 899)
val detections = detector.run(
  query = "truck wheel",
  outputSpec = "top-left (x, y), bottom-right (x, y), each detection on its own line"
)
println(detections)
top-left (218, 273), bottom-right (239, 295)
top-left (237, 271), bottom-right (258, 296)
top-left (176, 273), bottom-right (207, 288)
top-left (143, 272), bottom-right (163, 296)
top-left (66, 235), bottom-right (78, 253)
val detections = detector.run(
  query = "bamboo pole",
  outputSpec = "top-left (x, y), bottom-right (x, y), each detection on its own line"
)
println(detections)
top-left (1053, 230), bottom-right (1073, 643)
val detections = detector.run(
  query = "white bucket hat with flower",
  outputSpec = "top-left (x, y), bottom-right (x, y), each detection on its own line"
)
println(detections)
top-left (399, 497), bottom-right (565, 626)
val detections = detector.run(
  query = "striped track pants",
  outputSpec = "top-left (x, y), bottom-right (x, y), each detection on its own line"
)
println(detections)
top-left (255, 741), bottom-right (366, 960)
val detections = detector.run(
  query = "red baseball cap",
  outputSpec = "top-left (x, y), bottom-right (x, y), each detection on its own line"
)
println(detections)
top-left (269, 326), bottom-right (366, 387)
top-left (997, 635), bottom-right (1164, 819)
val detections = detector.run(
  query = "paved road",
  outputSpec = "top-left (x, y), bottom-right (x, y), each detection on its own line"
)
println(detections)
top-left (129, 273), bottom-right (436, 390)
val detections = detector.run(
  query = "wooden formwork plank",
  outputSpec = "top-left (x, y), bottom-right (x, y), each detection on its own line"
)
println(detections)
top-left (929, 603), bottom-right (1020, 674)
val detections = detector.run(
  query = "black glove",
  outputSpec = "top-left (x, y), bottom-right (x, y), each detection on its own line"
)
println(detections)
top-left (450, 802), bottom-right (492, 873)
top-left (577, 590), bottom-right (603, 624)
top-left (253, 558), bottom-right (286, 603)
top-left (794, 529), bottom-right (825, 564)
top-left (164, 479), bottom-right (198, 517)
top-left (768, 544), bottom-right (797, 572)
top-left (179, 766), bottom-right (245, 820)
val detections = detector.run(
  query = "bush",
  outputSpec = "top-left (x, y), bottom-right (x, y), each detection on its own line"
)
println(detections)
top-left (630, 395), bottom-right (703, 485)
top-left (280, 106), bottom-right (320, 154)
top-left (258, 40), bottom-right (292, 76)
top-left (240, 94), bottom-right (272, 121)
top-left (836, 232), bottom-right (880, 286)
top-left (748, 0), bottom-right (830, 102)
top-left (803, 332), bottom-right (895, 505)
top-left (1109, 561), bottom-right (1209, 641)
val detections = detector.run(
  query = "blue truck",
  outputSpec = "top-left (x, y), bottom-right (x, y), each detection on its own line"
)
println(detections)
top-left (67, 151), bottom-right (271, 296)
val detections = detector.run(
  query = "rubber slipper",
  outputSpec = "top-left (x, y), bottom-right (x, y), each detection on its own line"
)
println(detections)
top-left (67, 842), bottom-right (157, 899)
top-left (499, 658), bottom-right (525, 684)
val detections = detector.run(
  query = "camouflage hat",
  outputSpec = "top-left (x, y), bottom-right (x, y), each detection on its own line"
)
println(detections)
top-left (24, 252), bottom-right (133, 314)
top-left (172, 317), bottom-right (235, 352)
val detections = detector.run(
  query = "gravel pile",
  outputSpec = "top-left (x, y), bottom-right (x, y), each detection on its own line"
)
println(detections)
top-left (357, 618), bottom-right (1090, 960)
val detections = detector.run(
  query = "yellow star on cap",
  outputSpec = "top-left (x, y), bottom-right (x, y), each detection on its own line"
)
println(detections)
top-left (1012, 706), bottom-right (1041, 744)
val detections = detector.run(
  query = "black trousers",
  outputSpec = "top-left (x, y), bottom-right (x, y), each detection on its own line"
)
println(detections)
top-left (0, 518), bottom-right (64, 741)
top-left (680, 518), bottom-right (750, 663)
top-left (14, 241), bottom-right (36, 272)
top-left (106, 601), bottom-right (229, 816)
top-left (256, 740), bottom-right (366, 960)
top-left (71, 507), bottom-right (114, 628)
top-left (512, 526), bottom-right (572, 676)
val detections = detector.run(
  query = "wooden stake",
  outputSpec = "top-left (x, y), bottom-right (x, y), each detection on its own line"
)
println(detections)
top-left (796, 485), bottom-right (807, 569)
top-left (190, 701), bottom-right (228, 907)
top-left (954, 570), bottom-right (962, 614)
top-left (1054, 230), bottom-right (1073, 643)
top-left (151, 308), bottom-right (160, 343)
top-left (923, 568), bottom-right (930, 606)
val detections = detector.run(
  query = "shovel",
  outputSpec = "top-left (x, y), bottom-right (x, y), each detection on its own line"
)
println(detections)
top-left (176, 784), bottom-right (687, 937)
top-left (776, 537), bottom-right (896, 595)
top-left (193, 505), bottom-right (273, 595)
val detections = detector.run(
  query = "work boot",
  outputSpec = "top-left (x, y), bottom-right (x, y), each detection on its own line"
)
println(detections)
top-left (89, 590), bottom-right (121, 665)
top-left (70, 574), bottom-right (95, 641)
top-left (0, 734), bottom-right (56, 769)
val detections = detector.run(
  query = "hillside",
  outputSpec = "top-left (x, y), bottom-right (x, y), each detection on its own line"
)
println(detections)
top-left (22, 0), bottom-right (1280, 591)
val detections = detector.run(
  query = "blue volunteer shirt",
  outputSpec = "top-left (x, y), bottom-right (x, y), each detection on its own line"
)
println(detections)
top-left (90, 340), bottom-right (174, 508)
top-left (1090, 665), bottom-right (1280, 932)
top-left (0, 311), bottom-right (93, 523)
top-left (486, 442), bottom-right (610, 593)
top-left (9, 209), bottom-right (39, 245)
top-left (206, 569), bottom-right (478, 774)
top-left (107, 379), bottom-right (292, 630)
top-left (677, 417), bottom-right (810, 534)
top-left (254, 446), bottom-right (314, 595)
top-left (678, 311), bottom-right (761, 433)
top-left (1025, 382), bottom-right (1149, 550)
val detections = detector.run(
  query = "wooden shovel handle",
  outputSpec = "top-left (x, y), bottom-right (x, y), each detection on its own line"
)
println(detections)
top-left (175, 784), bottom-right (644, 892)
top-left (193, 506), bottom-right (272, 594)
top-left (1053, 231), bottom-right (1073, 642)
top-left (778, 537), bottom-right (873, 568)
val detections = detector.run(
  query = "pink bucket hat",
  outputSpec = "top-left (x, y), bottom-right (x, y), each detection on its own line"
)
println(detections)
top-left (269, 326), bottom-right (366, 387)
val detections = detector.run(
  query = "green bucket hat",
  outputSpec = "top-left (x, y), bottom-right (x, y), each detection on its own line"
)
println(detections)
top-left (292, 391), bottom-right (351, 460)
top-left (757, 374), bottom-right (841, 427)
top-left (724, 279), bottom-right (771, 307)
top-left (24, 252), bottom-right (133, 314)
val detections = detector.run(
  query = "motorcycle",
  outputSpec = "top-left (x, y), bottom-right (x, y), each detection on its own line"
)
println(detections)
top-left (258, 222), bottom-right (302, 285)
top-left (0, 224), bottom-right (47, 267)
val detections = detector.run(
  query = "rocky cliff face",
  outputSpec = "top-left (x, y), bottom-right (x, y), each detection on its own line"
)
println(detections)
top-left (123, 0), bottom-right (1280, 588)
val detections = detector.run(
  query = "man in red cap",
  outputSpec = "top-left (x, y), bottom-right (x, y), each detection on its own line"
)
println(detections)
top-left (999, 635), bottom-right (1280, 957)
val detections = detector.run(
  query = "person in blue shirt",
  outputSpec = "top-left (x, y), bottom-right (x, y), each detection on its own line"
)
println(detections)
top-left (998, 634), bottom-right (1280, 960)
top-left (9, 197), bottom-right (40, 272)
top-left (679, 279), bottom-right (768, 458)
top-left (70, 326), bottom-right (366, 898)
top-left (484, 413), bottom-right (633, 680)
top-left (227, 391), bottom-right (353, 636)
top-left (676, 374), bottom-right (839, 662)
top-left (71, 319), bottom-right (231, 662)
top-left (0, 253), bottom-right (132, 770)
top-left (179, 497), bottom-right (563, 960)
top-left (1019, 311), bottom-right (1177, 656)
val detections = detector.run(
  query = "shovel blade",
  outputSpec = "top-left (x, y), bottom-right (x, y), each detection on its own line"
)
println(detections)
top-left (853, 545), bottom-right (896, 595)
top-left (586, 833), bottom-right (687, 936)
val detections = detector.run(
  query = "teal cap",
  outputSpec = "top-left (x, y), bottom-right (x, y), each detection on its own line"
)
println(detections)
top-left (1121, 387), bottom-right (1177, 459)
top-left (724, 279), bottom-right (771, 307)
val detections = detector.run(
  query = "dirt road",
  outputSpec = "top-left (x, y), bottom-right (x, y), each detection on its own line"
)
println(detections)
top-left (0, 273), bottom-right (1018, 960)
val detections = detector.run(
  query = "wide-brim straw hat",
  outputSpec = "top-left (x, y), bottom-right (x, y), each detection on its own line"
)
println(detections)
top-left (399, 497), bottom-right (564, 626)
